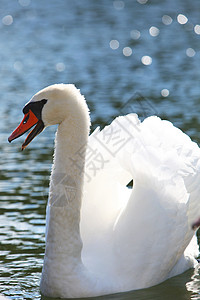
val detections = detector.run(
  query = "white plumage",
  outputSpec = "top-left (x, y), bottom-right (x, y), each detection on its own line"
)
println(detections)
top-left (81, 114), bottom-right (200, 294)
top-left (15, 84), bottom-right (200, 298)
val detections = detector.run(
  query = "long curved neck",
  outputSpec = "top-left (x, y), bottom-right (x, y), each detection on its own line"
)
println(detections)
top-left (41, 113), bottom-right (90, 297)
top-left (51, 117), bottom-right (88, 204)
top-left (47, 115), bottom-right (89, 249)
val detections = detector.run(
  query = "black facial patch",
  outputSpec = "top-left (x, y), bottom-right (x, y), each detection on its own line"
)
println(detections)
top-left (23, 99), bottom-right (47, 119)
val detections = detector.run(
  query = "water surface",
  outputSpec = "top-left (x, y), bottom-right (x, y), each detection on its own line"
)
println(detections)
top-left (0, 0), bottom-right (200, 299)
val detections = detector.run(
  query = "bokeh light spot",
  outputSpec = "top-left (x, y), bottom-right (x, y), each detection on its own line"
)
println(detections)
top-left (149, 26), bottom-right (160, 37)
top-left (110, 40), bottom-right (119, 50)
top-left (177, 14), bottom-right (188, 25)
top-left (130, 29), bottom-right (141, 40)
top-left (186, 48), bottom-right (196, 57)
top-left (141, 55), bottom-right (152, 65)
top-left (161, 89), bottom-right (169, 97)
top-left (13, 61), bottom-right (23, 71)
top-left (2, 15), bottom-right (13, 26)
top-left (123, 47), bottom-right (132, 56)
top-left (194, 25), bottom-right (200, 35)
top-left (162, 15), bottom-right (173, 25)
top-left (55, 62), bottom-right (65, 72)
top-left (113, 1), bottom-right (124, 10)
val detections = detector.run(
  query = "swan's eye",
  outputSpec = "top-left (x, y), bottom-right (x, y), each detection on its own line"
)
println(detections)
top-left (23, 113), bottom-right (30, 124)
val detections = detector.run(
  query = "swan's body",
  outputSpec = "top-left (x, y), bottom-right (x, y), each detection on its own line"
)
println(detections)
top-left (9, 84), bottom-right (200, 298)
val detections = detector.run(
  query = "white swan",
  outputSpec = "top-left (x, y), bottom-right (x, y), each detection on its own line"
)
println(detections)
top-left (8, 84), bottom-right (200, 298)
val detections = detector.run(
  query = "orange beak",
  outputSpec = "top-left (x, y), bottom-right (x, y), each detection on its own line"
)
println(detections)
top-left (8, 110), bottom-right (44, 150)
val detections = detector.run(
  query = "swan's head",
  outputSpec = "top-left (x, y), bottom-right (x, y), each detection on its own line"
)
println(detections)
top-left (8, 84), bottom-right (90, 150)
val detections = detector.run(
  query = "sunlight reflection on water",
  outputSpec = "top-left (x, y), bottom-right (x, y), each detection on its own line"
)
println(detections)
top-left (0, 0), bottom-right (200, 299)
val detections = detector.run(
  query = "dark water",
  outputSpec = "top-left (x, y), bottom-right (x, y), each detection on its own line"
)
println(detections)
top-left (0, 0), bottom-right (200, 299)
